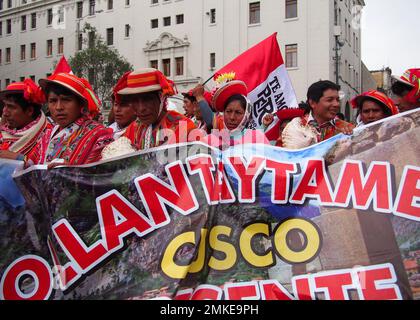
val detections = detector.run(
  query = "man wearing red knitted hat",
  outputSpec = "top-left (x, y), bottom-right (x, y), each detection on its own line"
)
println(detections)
top-left (0, 79), bottom-right (52, 161)
top-left (391, 68), bottom-right (420, 113)
top-left (102, 68), bottom-right (196, 159)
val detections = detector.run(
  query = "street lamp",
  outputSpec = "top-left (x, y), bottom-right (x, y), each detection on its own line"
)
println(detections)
top-left (333, 1), bottom-right (345, 86)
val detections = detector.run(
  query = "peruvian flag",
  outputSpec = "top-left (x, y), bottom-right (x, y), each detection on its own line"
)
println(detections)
top-left (53, 56), bottom-right (73, 75)
top-left (214, 33), bottom-right (298, 129)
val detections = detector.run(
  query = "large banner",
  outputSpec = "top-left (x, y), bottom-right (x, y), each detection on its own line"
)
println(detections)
top-left (0, 110), bottom-right (419, 300)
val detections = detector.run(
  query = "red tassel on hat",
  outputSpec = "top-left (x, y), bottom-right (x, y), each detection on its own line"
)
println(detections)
top-left (79, 78), bottom-right (102, 118)
top-left (22, 79), bottom-right (46, 105)
top-left (155, 71), bottom-right (176, 97)
top-left (113, 72), bottom-right (130, 104)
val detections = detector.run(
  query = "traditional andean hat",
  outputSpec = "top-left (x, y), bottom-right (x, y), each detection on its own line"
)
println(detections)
top-left (39, 73), bottom-right (101, 118)
top-left (351, 90), bottom-right (399, 116)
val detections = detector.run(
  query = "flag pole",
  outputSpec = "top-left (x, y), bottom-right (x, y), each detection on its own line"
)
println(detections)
top-left (202, 74), bottom-right (215, 86)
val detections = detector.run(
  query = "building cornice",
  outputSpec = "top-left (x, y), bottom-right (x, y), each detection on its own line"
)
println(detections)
top-left (144, 32), bottom-right (190, 53)
top-left (0, 0), bottom-right (70, 18)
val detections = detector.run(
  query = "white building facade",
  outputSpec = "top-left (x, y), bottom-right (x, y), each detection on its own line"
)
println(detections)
top-left (0, 0), bottom-right (364, 120)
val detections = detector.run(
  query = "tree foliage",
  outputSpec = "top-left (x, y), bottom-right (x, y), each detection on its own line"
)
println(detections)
top-left (68, 24), bottom-right (133, 108)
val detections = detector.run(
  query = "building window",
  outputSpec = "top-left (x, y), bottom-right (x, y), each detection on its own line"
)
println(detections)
top-left (0, 21), bottom-right (2, 36)
top-left (356, 36), bottom-right (359, 56)
top-left (88, 31), bottom-right (95, 48)
top-left (285, 0), bottom-right (297, 19)
top-left (338, 8), bottom-right (342, 27)
top-left (58, 6), bottom-right (64, 24)
top-left (344, 19), bottom-right (348, 41)
top-left (125, 0), bottom-right (130, 6)
top-left (210, 9), bottom-right (216, 24)
top-left (176, 14), bottom-right (184, 24)
top-left (163, 16), bottom-right (171, 27)
top-left (107, 0), bottom-right (113, 10)
top-left (106, 28), bottom-right (113, 46)
top-left (352, 32), bottom-right (355, 51)
top-left (162, 58), bottom-right (171, 77)
top-left (125, 24), bottom-right (130, 38)
top-left (249, 2), bottom-right (260, 24)
top-left (47, 9), bottom-right (53, 25)
top-left (31, 12), bottom-right (36, 29)
top-left (151, 19), bottom-right (158, 28)
top-left (20, 44), bottom-right (25, 60)
top-left (21, 15), bottom-right (26, 31)
top-left (175, 57), bottom-right (184, 76)
top-left (78, 33), bottom-right (83, 51)
top-left (30, 43), bottom-right (36, 59)
top-left (7, 0), bottom-right (11, 8)
top-left (47, 39), bottom-right (53, 56)
top-left (285, 44), bottom-right (298, 68)
top-left (0, 49), bottom-right (2, 64)
top-left (58, 37), bottom-right (64, 54)
top-left (348, 23), bottom-right (351, 43)
top-left (6, 79), bottom-right (10, 87)
top-left (6, 47), bottom-right (11, 63)
top-left (150, 60), bottom-right (158, 69)
top-left (77, 2), bottom-right (83, 19)
top-left (30, 75), bottom-right (35, 82)
top-left (151, 0), bottom-right (158, 4)
top-left (6, 19), bottom-right (11, 34)
top-left (89, 0), bottom-right (95, 16)
top-left (210, 53), bottom-right (216, 69)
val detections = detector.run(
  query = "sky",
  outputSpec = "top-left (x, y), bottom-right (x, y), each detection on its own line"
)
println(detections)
top-left (362, 0), bottom-right (420, 76)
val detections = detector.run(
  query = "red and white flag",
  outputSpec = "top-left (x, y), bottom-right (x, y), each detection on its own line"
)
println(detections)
top-left (53, 56), bottom-right (73, 75)
top-left (214, 33), bottom-right (298, 129)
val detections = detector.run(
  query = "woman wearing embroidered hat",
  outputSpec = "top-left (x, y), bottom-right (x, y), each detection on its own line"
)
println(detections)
top-left (0, 79), bottom-right (52, 161)
top-left (26, 72), bottom-right (114, 166)
top-left (351, 90), bottom-right (399, 127)
top-left (101, 68), bottom-right (196, 159)
top-left (191, 73), bottom-right (269, 148)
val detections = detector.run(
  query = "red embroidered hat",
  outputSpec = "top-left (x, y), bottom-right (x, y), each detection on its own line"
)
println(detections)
top-left (0, 79), bottom-right (46, 105)
top-left (39, 73), bottom-right (101, 117)
top-left (394, 68), bottom-right (420, 88)
top-left (392, 68), bottom-right (420, 105)
top-left (212, 80), bottom-right (248, 112)
top-left (116, 68), bottom-right (175, 97)
top-left (351, 90), bottom-right (399, 115)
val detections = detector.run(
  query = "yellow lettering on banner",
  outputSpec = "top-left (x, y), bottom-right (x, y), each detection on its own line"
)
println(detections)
top-left (273, 219), bottom-right (321, 264)
top-left (189, 228), bottom-right (208, 273)
top-left (161, 231), bottom-right (195, 280)
top-left (209, 226), bottom-right (237, 271)
top-left (240, 223), bottom-right (274, 267)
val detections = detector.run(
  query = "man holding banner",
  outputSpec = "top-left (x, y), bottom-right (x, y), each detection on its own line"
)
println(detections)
top-left (281, 80), bottom-right (354, 149)
top-left (0, 79), bottom-right (51, 161)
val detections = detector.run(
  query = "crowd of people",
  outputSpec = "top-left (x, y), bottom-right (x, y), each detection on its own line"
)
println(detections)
top-left (0, 67), bottom-right (419, 167)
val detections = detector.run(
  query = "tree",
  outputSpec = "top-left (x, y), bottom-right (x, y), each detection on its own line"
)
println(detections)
top-left (68, 23), bottom-right (133, 108)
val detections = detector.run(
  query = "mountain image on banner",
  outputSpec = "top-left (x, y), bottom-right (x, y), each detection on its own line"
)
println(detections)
top-left (215, 33), bottom-right (298, 129)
